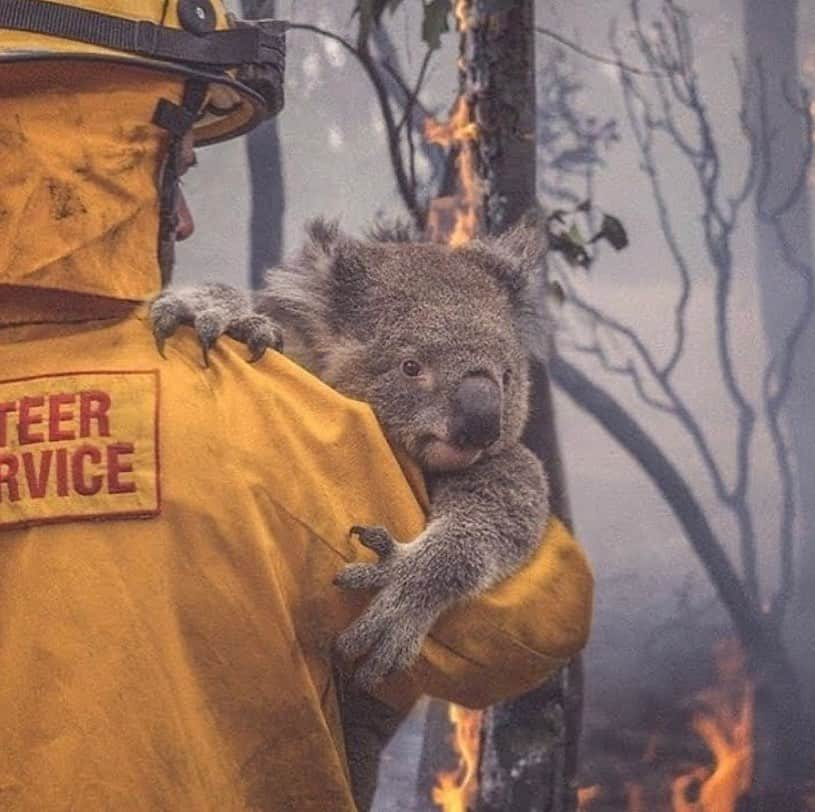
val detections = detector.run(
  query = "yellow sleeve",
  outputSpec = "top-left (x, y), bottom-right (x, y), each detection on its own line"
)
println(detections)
top-left (373, 517), bottom-right (594, 710)
top-left (212, 343), bottom-right (594, 712)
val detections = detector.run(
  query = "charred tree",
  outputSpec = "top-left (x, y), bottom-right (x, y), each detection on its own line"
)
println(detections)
top-left (453, 3), bottom-right (582, 811)
top-left (241, 0), bottom-right (284, 288)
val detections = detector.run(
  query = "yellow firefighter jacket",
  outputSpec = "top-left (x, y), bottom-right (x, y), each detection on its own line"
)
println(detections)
top-left (0, 64), bottom-right (593, 811)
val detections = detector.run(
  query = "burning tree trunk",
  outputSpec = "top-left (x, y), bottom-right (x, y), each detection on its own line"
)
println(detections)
top-left (462, 4), bottom-right (582, 810)
top-left (422, 3), bottom-right (584, 811)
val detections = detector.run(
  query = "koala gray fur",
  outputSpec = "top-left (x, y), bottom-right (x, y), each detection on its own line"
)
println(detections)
top-left (150, 217), bottom-right (553, 810)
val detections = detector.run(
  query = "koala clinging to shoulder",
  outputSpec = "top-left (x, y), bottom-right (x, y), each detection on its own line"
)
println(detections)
top-left (151, 216), bottom-right (555, 690)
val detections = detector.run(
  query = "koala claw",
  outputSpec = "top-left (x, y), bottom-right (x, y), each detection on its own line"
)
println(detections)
top-left (154, 331), bottom-right (168, 360)
top-left (335, 526), bottom-right (398, 592)
top-left (349, 525), bottom-right (397, 559)
top-left (149, 284), bottom-right (284, 366)
top-left (242, 315), bottom-right (284, 363)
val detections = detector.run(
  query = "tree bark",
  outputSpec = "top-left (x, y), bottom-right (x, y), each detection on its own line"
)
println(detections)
top-left (455, 3), bottom-right (582, 810)
top-left (241, 0), bottom-right (285, 289)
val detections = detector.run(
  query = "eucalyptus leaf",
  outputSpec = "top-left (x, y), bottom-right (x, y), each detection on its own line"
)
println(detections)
top-left (422, 0), bottom-right (451, 51)
top-left (592, 214), bottom-right (629, 251)
top-left (567, 223), bottom-right (585, 245)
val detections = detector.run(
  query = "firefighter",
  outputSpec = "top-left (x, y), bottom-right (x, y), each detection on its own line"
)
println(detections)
top-left (0, 1), bottom-right (593, 808)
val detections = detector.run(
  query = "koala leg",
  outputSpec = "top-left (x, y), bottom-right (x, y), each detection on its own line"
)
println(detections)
top-left (150, 283), bottom-right (283, 366)
top-left (335, 445), bottom-right (549, 689)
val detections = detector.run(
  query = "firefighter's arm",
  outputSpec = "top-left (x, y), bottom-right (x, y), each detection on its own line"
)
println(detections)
top-left (371, 516), bottom-right (594, 710)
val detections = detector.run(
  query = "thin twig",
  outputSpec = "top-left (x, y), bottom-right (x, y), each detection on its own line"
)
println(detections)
top-left (287, 22), bottom-right (426, 229)
top-left (535, 24), bottom-right (660, 78)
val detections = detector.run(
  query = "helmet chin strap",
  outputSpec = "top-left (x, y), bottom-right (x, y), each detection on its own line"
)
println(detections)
top-left (152, 79), bottom-right (208, 285)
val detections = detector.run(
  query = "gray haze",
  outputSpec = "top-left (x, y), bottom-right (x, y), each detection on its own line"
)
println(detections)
top-left (177, 0), bottom-right (815, 804)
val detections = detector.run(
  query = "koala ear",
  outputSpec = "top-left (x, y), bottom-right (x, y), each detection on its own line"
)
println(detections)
top-left (262, 218), bottom-right (368, 327)
top-left (477, 212), bottom-right (557, 360)
top-left (364, 216), bottom-right (420, 243)
top-left (485, 210), bottom-right (549, 290)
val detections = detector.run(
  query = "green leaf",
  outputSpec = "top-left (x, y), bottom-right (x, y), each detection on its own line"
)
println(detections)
top-left (567, 223), bottom-right (585, 245)
top-left (593, 214), bottom-right (629, 251)
top-left (422, 0), bottom-right (451, 51)
top-left (548, 232), bottom-right (592, 268)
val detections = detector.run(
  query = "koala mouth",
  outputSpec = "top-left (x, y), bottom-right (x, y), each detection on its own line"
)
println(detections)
top-left (420, 438), bottom-right (484, 472)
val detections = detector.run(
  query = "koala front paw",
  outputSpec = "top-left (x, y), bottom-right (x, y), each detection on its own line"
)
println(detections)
top-left (335, 526), bottom-right (433, 689)
top-left (150, 283), bottom-right (283, 367)
top-left (335, 595), bottom-right (427, 691)
top-left (333, 526), bottom-right (398, 591)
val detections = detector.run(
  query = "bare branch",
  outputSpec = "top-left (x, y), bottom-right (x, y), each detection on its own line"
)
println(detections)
top-left (551, 355), bottom-right (765, 646)
top-left (634, 0), bottom-right (760, 598)
top-left (535, 24), bottom-right (660, 77)
top-left (564, 283), bottom-right (732, 504)
top-left (610, 26), bottom-right (691, 380)
top-left (394, 48), bottom-right (433, 134)
top-left (288, 22), bottom-right (427, 229)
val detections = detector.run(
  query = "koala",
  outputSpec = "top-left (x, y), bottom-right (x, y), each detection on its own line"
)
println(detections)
top-left (151, 218), bottom-right (553, 807)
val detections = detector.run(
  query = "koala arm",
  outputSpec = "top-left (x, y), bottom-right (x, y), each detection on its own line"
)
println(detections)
top-left (335, 444), bottom-right (550, 689)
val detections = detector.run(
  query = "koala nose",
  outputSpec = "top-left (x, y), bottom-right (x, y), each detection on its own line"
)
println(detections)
top-left (450, 375), bottom-right (502, 449)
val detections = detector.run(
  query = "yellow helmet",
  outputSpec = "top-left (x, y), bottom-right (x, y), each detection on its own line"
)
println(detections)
top-left (0, 0), bottom-right (286, 145)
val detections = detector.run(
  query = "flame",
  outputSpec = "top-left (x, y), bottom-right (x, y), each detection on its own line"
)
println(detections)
top-left (427, 6), bottom-right (485, 808)
top-left (424, 96), bottom-right (481, 246)
top-left (454, 0), bottom-right (470, 32)
top-left (671, 639), bottom-right (754, 811)
top-left (431, 705), bottom-right (483, 812)
top-left (578, 639), bottom-right (755, 812)
top-left (577, 785), bottom-right (601, 811)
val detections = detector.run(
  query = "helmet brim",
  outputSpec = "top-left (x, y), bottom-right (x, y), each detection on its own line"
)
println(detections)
top-left (0, 40), bottom-right (268, 146)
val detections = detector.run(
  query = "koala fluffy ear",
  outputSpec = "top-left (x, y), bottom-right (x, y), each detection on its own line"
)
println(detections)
top-left (478, 211), bottom-right (557, 360)
top-left (262, 218), bottom-right (367, 326)
top-left (365, 216), bottom-right (421, 243)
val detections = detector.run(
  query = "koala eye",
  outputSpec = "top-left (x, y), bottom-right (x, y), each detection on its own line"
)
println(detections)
top-left (401, 359), bottom-right (423, 378)
top-left (503, 369), bottom-right (512, 388)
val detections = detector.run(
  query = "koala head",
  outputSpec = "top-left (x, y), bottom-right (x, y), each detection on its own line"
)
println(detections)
top-left (262, 219), bottom-right (552, 472)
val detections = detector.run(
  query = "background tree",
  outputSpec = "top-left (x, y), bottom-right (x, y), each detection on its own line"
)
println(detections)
top-left (241, 0), bottom-right (285, 288)
top-left (743, 0), bottom-right (815, 723)
top-left (545, 0), bottom-right (815, 802)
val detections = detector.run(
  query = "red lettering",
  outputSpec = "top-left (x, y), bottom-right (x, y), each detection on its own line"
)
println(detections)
top-left (107, 442), bottom-right (136, 494)
top-left (48, 393), bottom-right (76, 442)
top-left (79, 391), bottom-right (111, 438)
top-left (0, 402), bottom-right (15, 447)
top-left (72, 446), bottom-right (103, 496)
top-left (22, 450), bottom-right (53, 498)
top-left (18, 396), bottom-right (45, 445)
top-left (56, 448), bottom-right (69, 497)
top-left (0, 454), bottom-right (20, 502)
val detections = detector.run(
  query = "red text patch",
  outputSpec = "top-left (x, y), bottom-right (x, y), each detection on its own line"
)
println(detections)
top-left (0, 371), bottom-right (160, 529)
